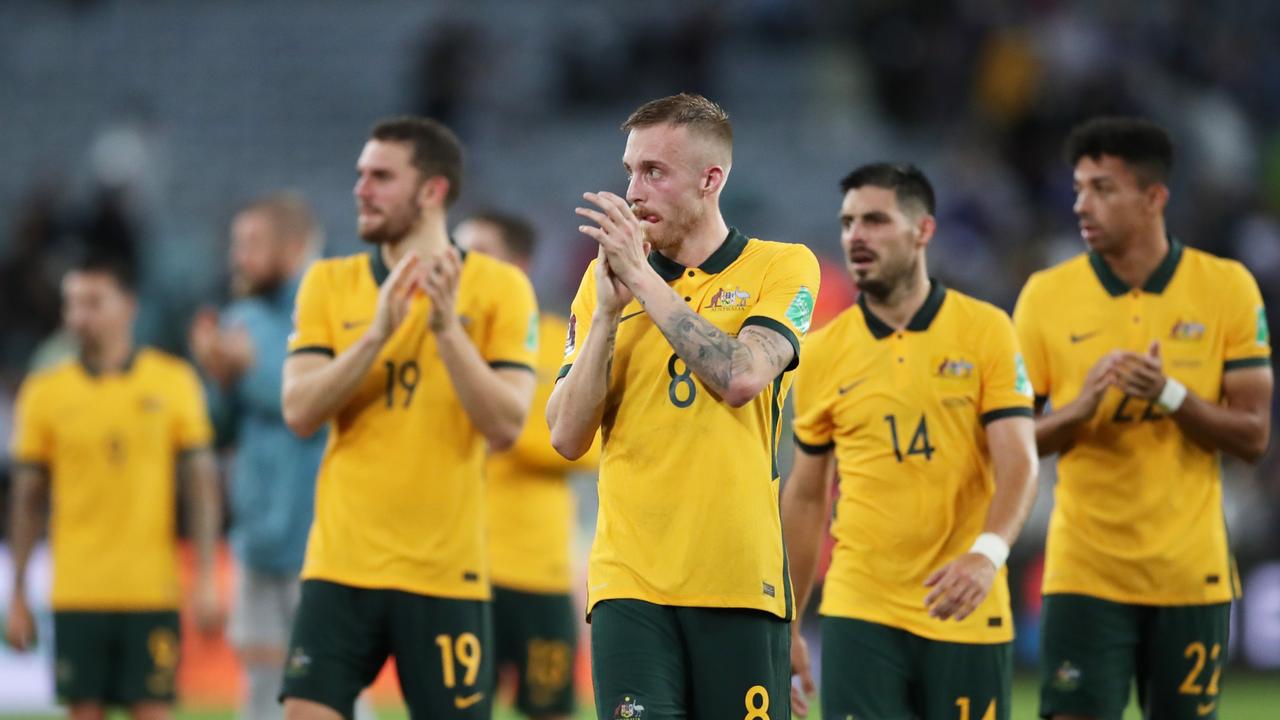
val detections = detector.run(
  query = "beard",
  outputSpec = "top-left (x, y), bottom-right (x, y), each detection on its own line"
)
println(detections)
top-left (854, 252), bottom-right (919, 302)
top-left (643, 201), bottom-right (702, 253)
top-left (358, 196), bottom-right (422, 245)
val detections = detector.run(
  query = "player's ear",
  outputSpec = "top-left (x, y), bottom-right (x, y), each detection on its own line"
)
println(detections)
top-left (418, 176), bottom-right (450, 209)
top-left (1145, 181), bottom-right (1169, 215)
top-left (915, 214), bottom-right (937, 249)
top-left (701, 165), bottom-right (726, 197)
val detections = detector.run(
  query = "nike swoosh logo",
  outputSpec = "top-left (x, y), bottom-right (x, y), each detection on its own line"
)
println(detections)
top-left (342, 319), bottom-right (370, 330)
top-left (838, 379), bottom-right (866, 395)
top-left (1069, 330), bottom-right (1099, 344)
top-left (1196, 701), bottom-right (1216, 716)
top-left (454, 692), bottom-right (484, 709)
top-left (619, 310), bottom-right (645, 323)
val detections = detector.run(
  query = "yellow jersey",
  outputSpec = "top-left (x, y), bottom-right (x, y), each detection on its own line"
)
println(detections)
top-left (9, 349), bottom-right (213, 610)
top-left (486, 313), bottom-right (599, 594)
top-left (561, 229), bottom-right (820, 619)
top-left (288, 247), bottom-right (538, 599)
top-left (1013, 240), bottom-right (1270, 605)
top-left (793, 283), bottom-right (1033, 643)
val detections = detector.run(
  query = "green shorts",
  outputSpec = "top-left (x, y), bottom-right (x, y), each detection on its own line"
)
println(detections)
top-left (590, 599), bottom-right (790, 720)
top-left (492, 585), bottom-right (577, 716)
top-left (820, 616), bottom-right (1012, 720)
top-left (1039, 594), bottom-right (1230, 720)
top-left (53, 610), bottom-right (181, 707)
top-left (281, 579), bottom-right (494, 719)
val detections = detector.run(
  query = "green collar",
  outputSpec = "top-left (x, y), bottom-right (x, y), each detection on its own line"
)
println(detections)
top-left (859, 279), bottom-right (948, 340)
top-left (1088, 237), bottom-right (1183, 297)
top-left (80, 348), bottom-right (138, 377)
top-left (648, 227), bottom-right (749, 282)
top-left (368, 238), bottom-right (468, 286)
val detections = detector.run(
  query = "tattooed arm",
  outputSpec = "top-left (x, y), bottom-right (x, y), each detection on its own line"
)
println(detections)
top-left (628, 275), bottom-right (794, 407)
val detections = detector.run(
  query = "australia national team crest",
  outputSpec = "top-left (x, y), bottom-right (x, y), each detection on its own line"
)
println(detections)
top-left (706, 286), bottom-right (751, 310)
top-left (613, 695), bottom-right (645, 719)
top-left (934, 355), bottom-right (975, 380)
top-left (1169, 318), bottom-right (1206, 341)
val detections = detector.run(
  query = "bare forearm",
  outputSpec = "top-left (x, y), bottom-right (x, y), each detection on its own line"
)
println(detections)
top-left (549, 310), bottom-right (618, 459)
top-left (435, 325), bottom-right (531, 451)
top-left (630, 274), bottom-right (763, 406)
top-left (1033, 402), bottom-right (1088, 456)
top-left (282, 332), bottom-right (385, 436)
top-left (181, 450), bottom-right (222, 582)
top-left (984, 456), bottom-right (1038, 546)
top-left (7, 466), bottom-right (46, 598)
top-left (1172, 392), bottom-right (1270, 462)
top-left (782, 489), bottom-right (829, 619)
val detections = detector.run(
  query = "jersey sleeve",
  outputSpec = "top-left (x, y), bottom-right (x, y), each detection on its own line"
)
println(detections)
top-left (1221, 263), bottom-right (1271, 371)
top-left (1011, 274), bottom-right (1050, 402)
top-left (287, 261), bottom-right (334, 357)
top-left (558, 263), bottom-right (598, 380)
top-left (741, 244), bottom-right (822, 371)
top-left (9, 376), bottom-right (52, 466)
top-left (173, 362), bottom-right (215, 452)
top-left (791, 327), bottom-right (835, 454)
top-left (978, 307), bottom-right (1036, 424)
top-left (482, 264), bottom-right (539, 372)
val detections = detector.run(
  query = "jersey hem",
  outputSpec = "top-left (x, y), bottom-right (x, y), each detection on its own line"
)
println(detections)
top-left (51, 600), bottom-right (181, 612)
top-left (587, 592), bottom-right (789, 621)
top-left (300, 571), bottom-right (492, 601)
top-left (491, 579), bottom-right (574, 597)
top-left (817, 609), bottom-right (1014, 645)
top-left (1041, 586), bottom-right (1235, 606)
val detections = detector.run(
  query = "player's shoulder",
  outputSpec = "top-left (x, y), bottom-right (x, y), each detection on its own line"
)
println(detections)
top-left (298, 252), bottom-right (371, 292)
top-left (740, 236), bottom-right (818, 267)
top-left (135, 347), bottom-right (200, 382)
top-left (18, 357), bottom-right (79, 396)
top-left (1016, 252), bottom-right (1094, 307)
top-left (1178, 243), bottom-right (1257, 286)
top-left (942, 286), bottom-right (1013, 329)
top-left (805, 304), bottom-right (866, 359)
top-left (540, 311), bottom-right (569, 336)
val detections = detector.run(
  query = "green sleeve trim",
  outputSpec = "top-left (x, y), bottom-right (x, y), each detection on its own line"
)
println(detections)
top-left (981, 407), bottom-right (1035, 425)
top-left (557, 364), bottom-right (573, 380)
top-left (489, 361), bottom-right (535, 373)
top-left (742, 316), bottom-right (801, 372)
top-left (9, 460), bottom-right (50, 475)
top-left (1224, 357), bottom-right (1271, 371)
top-left (177, 444), bottom-right (214, 459)
top-left (288, 345), bottom-right (335, 358)
top-left (794, 437), bottom-right (834, 455)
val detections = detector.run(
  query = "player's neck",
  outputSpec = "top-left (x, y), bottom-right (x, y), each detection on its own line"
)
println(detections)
top-left (864, 269), bottom-right (931, 330)
top-left (664, 213), bottom-right (731, 269)
top-left (383, 215), bottom-right (450, 266)
top-left (80, 335), bottom-right (134, 375)
top-left (1099, 224), bottom-right (1169, 290)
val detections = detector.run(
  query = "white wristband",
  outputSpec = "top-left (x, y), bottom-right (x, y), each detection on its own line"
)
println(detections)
top-left (969, 532), bottom-right (1010, 569)
top-left (1156, 377), bottom-right (1187, 414)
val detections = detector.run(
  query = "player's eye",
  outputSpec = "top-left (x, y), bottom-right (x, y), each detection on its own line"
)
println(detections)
top-left (648, 167), bottom-right (661, 179)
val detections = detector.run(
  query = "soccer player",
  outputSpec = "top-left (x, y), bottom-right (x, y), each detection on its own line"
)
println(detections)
top-left (548, 93), bottom-right (821, 719)
top-left (456, 210), bottom-right (599, 720)
top-left (6, 255), bottom-right (223, 720)
top-left (783, 163), bottom-right (1040, 720)
top-left (1014, 118), bottom-right (1272, 720)
top-left (189, 194), bottom-right (335, 720)
top-left (278, 116), bottom-right (538, 720)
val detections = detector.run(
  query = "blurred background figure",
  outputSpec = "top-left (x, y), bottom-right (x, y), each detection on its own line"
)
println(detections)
top-left (456, 211), bottom-right (599, 720)
top-left (7, 255), bottom-right (223, 720)
top-left (189, 194), bottom-right (357, 720)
